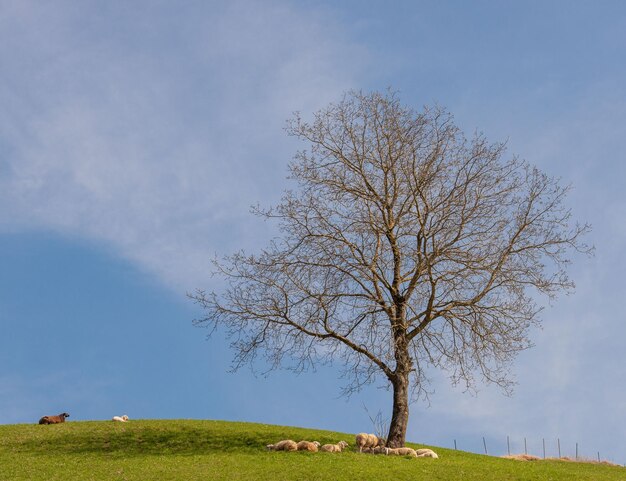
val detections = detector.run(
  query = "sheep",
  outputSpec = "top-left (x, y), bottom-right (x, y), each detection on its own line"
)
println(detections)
top-left (386, 447), bottom-right (418, 457)
top-left (38, 413), bottom-right (70, 424)
top-left (320, 441), bottom-right (349, 453)
top-left (415, 448), bottom-right (439, 459)
top-left (502, 454), bottom-right (540, 461)
top-left (367, 446), bottom-right (437, 458)
top-left (355, 433), bottom-right (369, 452)
top-left (296, 441), bottom-right (320, 452)
top-left (266, 440), bottom-right (298, 451)
top-left (112, 415), bottom-right (129, 422)
top-left (355, 433), bottom-right (385, 452)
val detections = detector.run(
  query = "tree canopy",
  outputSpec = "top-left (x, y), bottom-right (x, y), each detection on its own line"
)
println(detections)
top-left (192, 90), bottom-right (590, 446)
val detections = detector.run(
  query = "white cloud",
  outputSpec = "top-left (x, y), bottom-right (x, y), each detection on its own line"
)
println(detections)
top-left (0, 0), bottom-right (365, 291)
top-left (1, 0), bottom-right (624, 463)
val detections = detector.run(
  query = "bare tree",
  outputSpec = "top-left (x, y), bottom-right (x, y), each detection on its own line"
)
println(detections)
top-left (192, 90), bottom-right (591, 447)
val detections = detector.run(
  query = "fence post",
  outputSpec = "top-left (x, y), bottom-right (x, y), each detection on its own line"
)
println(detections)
top-left (524, 437), bottom-right (527, 455)
top-left (597, 452), bottom-right (600, 462)
top-left (558, 438), bottom-right (561, 458)
top-left (483, 437), bottom-right (488, 455)
top-left (542, 438), bottom-right (546, 459)
top-left (576, 442), bottom-right (578, 460)
top-left (507, 436), bottom-right (510, 455)
top-left (454, 439), bottom-right (457, 450)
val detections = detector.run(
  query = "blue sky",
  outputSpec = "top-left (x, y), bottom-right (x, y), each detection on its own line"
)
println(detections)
top-left (1, 0), bottom-right (625, 464)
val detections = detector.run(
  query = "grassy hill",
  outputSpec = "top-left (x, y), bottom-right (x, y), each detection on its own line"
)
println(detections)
top-left (0, 419), bottom-right (623, 480)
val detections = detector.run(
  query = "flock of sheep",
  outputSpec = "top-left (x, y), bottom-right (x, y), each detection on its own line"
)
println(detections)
top-left (37, 413), bottom-right (129, 424)
top-left (267, 433), bottom-right (439, 459)
top-left (36, 416), bottom-right (437, 459)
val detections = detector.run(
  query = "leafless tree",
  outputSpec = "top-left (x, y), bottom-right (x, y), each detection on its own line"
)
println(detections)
top-left (191, 90), bottom-right (591, 447)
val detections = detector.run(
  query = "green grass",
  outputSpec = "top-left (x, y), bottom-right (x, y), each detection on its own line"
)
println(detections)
top-left (0, 419), bottom-right (624, 480)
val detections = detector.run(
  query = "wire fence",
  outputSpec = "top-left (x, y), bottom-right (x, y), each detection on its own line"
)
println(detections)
top-left (450, 436), bottom-right (623, 467)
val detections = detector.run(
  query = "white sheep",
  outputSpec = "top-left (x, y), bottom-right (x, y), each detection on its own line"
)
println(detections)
top-left (266, 440), bottom-right (298, 451)
top-left (372, 446), bottom-right (388, 455)
top-left (416, 448), bottom-right (439, 458)
top-left (320, 441), bottom-right (349, 453)
top-left (355, 433), bottom-right (385, 452)
top-left (296, 441), bottom-right (320, 452)
top-left (386, 447), bottom-right (418, 457)
top-left (112, 415), bottom-right (129, 422)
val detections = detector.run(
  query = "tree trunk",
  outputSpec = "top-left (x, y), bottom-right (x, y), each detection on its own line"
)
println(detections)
top-left (386, 372), bottom-right (410, 448)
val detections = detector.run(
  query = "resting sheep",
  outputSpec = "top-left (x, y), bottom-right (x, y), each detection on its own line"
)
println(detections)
top-left (266, 440), bottom-right (298, 451)
top-left (296, 441), bottom-right (320, 452)
top-left (416, 448), bottom-right (439, 458)
top-left (502, 454), bottom-right (540, 461)
top-left (320, 441), bottom-right (349, 453)
top-left (112, 415), bottom-right (129, 422)
top-left (386, 447), bottom-right (418, 457)
top-left (355, 433), bottom-right (385, 452)
top-left (38, 413), bottom-right (70, 424)
top-left (368, 445), bottom-right (439, 459)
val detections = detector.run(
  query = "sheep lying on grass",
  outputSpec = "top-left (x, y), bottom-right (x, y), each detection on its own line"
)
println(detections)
top-left (371, 446), bottom-right (388, 454)
top-left (502, 454), bottom-right (540, 461)
top-left (387, 447), bottom-right (418, 457)
top-left (355, 433), bottom-right (385, 452)
top-left (503, 454), bottom-right (619, 466)
top-left (264, 437), bottom-right (436, 458)
top-left (415, 448), bottom-right (439, 458)
top-left (38, 413), bottom-right (70, 424)
top-left (112, 415), bottom-right (129, 422)
top-left (366, 446), bottom-right (439, 458)
top-left (266, 440), bottom-right (298, 451)
top-left (296, 441), bottom-right (320, 452)
top-left (320, 441), bottom-right (349, 453)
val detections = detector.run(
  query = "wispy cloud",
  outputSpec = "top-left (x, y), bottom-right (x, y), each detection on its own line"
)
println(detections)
top-left (0, 0), bottom-right (365, 291)
top-left (1, 0), bottom-right (624, 463)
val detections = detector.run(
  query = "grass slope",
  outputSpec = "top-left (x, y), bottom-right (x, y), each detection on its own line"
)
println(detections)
top-left (0, 420), bottom-right (624, 481)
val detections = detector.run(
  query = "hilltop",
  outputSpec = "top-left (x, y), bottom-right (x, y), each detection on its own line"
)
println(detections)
top-left (0, 419), bottom-right (623, 480)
